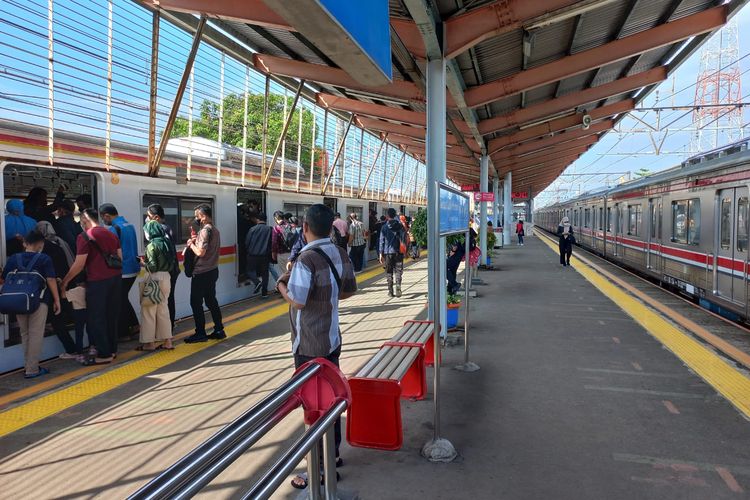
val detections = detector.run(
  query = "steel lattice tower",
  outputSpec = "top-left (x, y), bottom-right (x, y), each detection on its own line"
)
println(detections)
top-left (692, 17), bottom-right (743, 152)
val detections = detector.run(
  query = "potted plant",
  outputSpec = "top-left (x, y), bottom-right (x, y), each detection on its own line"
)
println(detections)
top-left (484, 231), bottom-right (497, 266)
top-left (446, 293), bottom-right (462, 329)
top-left (410, 209), bottom-right (428, 248)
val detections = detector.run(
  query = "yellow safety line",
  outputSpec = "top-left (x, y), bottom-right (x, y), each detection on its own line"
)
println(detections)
top-left (537, 233), bottom-right (750, 418)
top-left (0, 260), bottom-right (390, 437)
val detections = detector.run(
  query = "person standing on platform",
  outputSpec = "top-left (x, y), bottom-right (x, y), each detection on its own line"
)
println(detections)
top-left (368, 209), bottom-right (379, 252)
top-left (146, 203), bottom-right (180, 330)
top-left (446, 237), bottom-right (465, 294)
top-left (557, 216), bottom-right (575, 267)
top-left (275, 203), bottom-right (357, 490)
top-left (379, 208), bottom-right (407, 298)
top-left (516, 220), bottom-right (525, 246)
top-left (61, 208), bottom-right (122, 365)
top-left (99, 203), bottom-right (140, 340)
top-left (271, 211), bottom-right (291, 280)
top-left (331, 212), bottom-right (349, 251)
top-left (287, 217), bottom-right (308, 271)
top-left (245, 212), bottom-right (273, 298)
top-left (348, 213), bottom-right (366, 274)
top-left (184, 204), bottom-right (224, 343)
top-left (138, 220), bottom-right (174, 351)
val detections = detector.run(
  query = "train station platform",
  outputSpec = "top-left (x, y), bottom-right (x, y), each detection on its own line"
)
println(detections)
top-left (2, 235), bottom-right (750, 499)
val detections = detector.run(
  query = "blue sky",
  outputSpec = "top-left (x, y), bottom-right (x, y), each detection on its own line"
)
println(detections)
top-left (536, 4), bottom-right (750, 206)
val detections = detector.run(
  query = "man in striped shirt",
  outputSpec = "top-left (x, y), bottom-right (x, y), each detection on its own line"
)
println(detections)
top-left (347, 213), bottom-right (367, 274)
top-left (276, 204), bottom-right (357, 487)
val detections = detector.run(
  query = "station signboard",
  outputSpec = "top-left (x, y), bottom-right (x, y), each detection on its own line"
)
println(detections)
top-left (512, 191), bottom-right (529, 200)
top-left (473, 192), bottom-right (495, 202)
top-left (439, 183), bottom-right (470, 236)
top-left (460, 183), bottom-right (480, 192)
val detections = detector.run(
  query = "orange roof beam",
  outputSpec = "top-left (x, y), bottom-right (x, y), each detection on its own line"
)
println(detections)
top-left (497, 146), bottom-right (590, 173)
top-left (157, 0), bottom-right (292, 30)
top-left (491, 120), bottom-right (611, 162)
top-left (487, 99), bottom-right (633, 155)
top-left (355, 117), bottom-right (461, 146)
top-left (492, 134), bottom-right (600, 167)
top-left (317, 93), bottom-right (426, 127)
top-left (391, 0), bottom-right (580, 60)
top-left (478, 66), bottom-right (667, 135)
top-left (465, 6), bottom-right (726, 108)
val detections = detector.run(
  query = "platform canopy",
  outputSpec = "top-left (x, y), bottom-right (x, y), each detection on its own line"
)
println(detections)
top-left (148, 0), bottom-right (746, 196)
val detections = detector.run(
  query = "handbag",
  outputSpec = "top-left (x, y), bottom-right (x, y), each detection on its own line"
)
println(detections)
top-left (82, 231), bottom-right (122, 269)
top-left (140, 272), bottom-right (163, 306)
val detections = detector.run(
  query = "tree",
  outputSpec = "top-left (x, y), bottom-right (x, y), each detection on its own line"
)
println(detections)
top-left (634, 168), bottom-right (652, 178)
top-left (171, 92), bottom-right (319, 168)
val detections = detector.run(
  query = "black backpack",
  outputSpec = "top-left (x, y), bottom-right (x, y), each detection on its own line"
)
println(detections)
top-left (281, 225), bottom-right (299, 253)
top-left (332, 226), bottom-right (348, 247)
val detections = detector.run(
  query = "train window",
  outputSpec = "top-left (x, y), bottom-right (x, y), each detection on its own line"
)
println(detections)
top-left (607, 208), bottom-right (612, 232)
top-left (650, 205), bottom-right (657, 239)
top-left (283, 203), bottom-right (313, 219)
top-left (584, 208), bottom-right (590, 227)
top-left (598, 207), bottom-right (603, 230)
top-left (142, 194), bottom-right (213, 245)
top-left (345, 205), bottom-right (364, 223)
top-left (738, 198), bottom-right (748, 252)
top-left (671, 199), bottom-right (700, 245)
top-left (720, 198), bottom-right (732, 250)
top-left (628, 205), bottom-right (642, 236)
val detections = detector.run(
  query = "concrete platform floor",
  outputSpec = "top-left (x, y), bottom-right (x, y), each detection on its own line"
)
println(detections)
top-left (1, 236), bottom-right (749, 499)
top-left (341, 235), bottom-right (750, 499)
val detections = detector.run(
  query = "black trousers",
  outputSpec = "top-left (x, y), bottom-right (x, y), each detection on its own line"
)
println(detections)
top-left (348, 245), bottom-right (366, 272)
top-left (559, 242), bottom-right (572, 265)
top-left (294, 346), bottom-right (342, 458)
top-left (87, 276), bottom-right (121, 357)
top-left (118, 276), bottom-right (138, 338)
top-left (247, 255), bottom-right (270, 295)
top-left (50, 300), bottom-right (76, 354)
top-left (446, 262), bottom-right (460, 293)
top-left (168, 269), bottom-right (179, 329)
top-left (190, 268), bottom-right (224, 337)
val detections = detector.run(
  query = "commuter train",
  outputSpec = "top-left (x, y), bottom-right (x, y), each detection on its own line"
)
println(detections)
top-left (0, 118), bottom-right (423, 372)
top-left (537, 138), bottom-right (750, 322)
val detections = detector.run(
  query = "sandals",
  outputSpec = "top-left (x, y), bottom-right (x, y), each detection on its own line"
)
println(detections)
top-left (135, 345), bottom-right (159, 351)
top-left (82, 357), bottom-right (114, 366)
top-left (290, 471), bottom-right (341, 490)
top-left (24, 367), bottom-right (50, 379)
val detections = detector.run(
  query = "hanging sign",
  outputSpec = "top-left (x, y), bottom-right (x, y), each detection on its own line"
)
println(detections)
top-left (439, 183), bottom-right (470, 236)
top-left (473, 192), bottom-right (495, 202)
top-left (460, 184), bottom-right (479, 192)
top-left (512, 192), bottom-right (529, 200)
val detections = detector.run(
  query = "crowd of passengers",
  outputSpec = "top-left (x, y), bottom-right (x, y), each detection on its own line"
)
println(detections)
top-left (2, 186), bottom-right (222, 377)
top-left (2, 186), bottom-right (420, 380)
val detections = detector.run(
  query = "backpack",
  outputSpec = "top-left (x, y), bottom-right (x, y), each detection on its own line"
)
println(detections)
top-left (182, 246), bottom-right (196, 278)
top-left (282, 225), bottom-right (299, 253)
top-left (0, 253), bottom-right (47, 314)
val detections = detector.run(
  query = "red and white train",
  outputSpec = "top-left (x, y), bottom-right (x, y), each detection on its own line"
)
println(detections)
top-left (0, 118), bottom-right (423, 372)
top-left (537, 138), bottom-right (750, 321)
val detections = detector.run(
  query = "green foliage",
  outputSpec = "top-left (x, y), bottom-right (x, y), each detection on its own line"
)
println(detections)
top-left (484, 231), bottom-right (497, 252)
top-left (447, 293), bottom-right (462, 305)
top-left (634, 168), bottom-right (651, 178)
top-left (410, 209), bottom-right (428, 247)
top-left (171, 92), bottom-right (318, 167)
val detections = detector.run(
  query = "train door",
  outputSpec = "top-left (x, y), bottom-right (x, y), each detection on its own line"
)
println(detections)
top-left (236, 188), bottom-right (266, 284)
top-left (647, 198), bottom-right (662, 273)
top-left (613, 203), bottom-right (622, 257)
top-left (717, 187), bottom-right (748, 304)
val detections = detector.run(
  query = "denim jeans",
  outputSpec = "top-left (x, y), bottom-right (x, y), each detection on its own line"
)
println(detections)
top-left (349, 245), bottom-right (366, 272)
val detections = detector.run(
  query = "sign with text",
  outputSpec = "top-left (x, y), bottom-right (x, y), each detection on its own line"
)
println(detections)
top-left (439, 183), bottom-right (470, 236)
top-left (460, 184), bottom-right (480, 192)
top-left (512, 191), bottom-right (529, 200)
top-left (473, 192), bottom-right (495, 202)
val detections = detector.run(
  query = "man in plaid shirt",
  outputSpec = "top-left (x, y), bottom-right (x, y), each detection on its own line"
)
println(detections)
top-left (347, 213), bottom-right (367, 273)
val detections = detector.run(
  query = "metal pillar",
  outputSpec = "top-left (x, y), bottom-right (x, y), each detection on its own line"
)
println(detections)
top-left (149, 15), bottom-right (206, 177)
top-left (358, 136), bottom-right (387, 198)
top-left (424, 55), bottom-right (454, 460)
top-left (492, 177), bottom-right (500, 226)
top-left (503, 171), bottom-right (512, 245)
top-left (529, 193), bottom-right (534, 223)
top-left (479, 154), bottom-right (489, 264)
top-left (321, 115), bottom-right (355, 194)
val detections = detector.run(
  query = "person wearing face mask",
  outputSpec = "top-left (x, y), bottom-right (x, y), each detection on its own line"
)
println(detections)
top-left (145, 204), bottom-right (180, 330)
top-left (184, 204), bottom-right (224, 343)
top-left (61, 208), bottom-right (122, 365)
top-left (138, 220), bottom-right (174, 351)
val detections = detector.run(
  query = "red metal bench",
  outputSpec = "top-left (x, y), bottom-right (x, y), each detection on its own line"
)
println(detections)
top-left (346, 320), bottom-right (435, 451)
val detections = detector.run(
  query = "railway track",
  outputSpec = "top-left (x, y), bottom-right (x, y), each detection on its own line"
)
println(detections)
top-left (535, 228), bottom-right (750, 375)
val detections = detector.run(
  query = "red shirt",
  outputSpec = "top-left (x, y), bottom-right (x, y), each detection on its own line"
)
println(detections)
top-left (76, 226), bottom-right (121, 281)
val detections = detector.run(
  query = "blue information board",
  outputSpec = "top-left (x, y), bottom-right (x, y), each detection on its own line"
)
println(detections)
top-left (439, 183), bottom-right (470, 236)
top-left (318, 0), bottom-right (392, 81)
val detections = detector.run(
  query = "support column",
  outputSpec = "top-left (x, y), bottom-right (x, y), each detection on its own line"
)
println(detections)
top-left (503, 171), bottom-right (512, 245)
top-left (479, 155), bottom-right (489, 264)
top-left (529, 194), bottom-right (534, 223)
top-left (492, 177), bottom-right (500, 227)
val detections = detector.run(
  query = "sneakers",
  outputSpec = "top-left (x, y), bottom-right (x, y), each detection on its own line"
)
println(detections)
top-left (184, 334), bottom-right (209, 343)
top-left (208, 330), bottom-right (227, 340)
top-left (395, 285), bottom-right (402, 298)
top-left (253, 282), bottom-right (262, 294)
top-left (24, 367), bottom-right (50, 379)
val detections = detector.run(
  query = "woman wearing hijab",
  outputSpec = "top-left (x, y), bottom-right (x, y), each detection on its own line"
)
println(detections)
top-left (138, 220), bottom-right (174, 351)
top-left (5, 199), bottom-right (37, 256)
top-left (557, 216), bottom-right (575, 267)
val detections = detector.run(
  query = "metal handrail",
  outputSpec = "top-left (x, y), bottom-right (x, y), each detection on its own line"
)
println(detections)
top-left (128, 361), bottom-right (345, 500)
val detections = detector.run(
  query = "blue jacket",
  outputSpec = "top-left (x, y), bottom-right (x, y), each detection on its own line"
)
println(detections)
top-left (108, 216), bottom-right (140, 277)
top-left (379, 219), bottom-right (405, 255)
